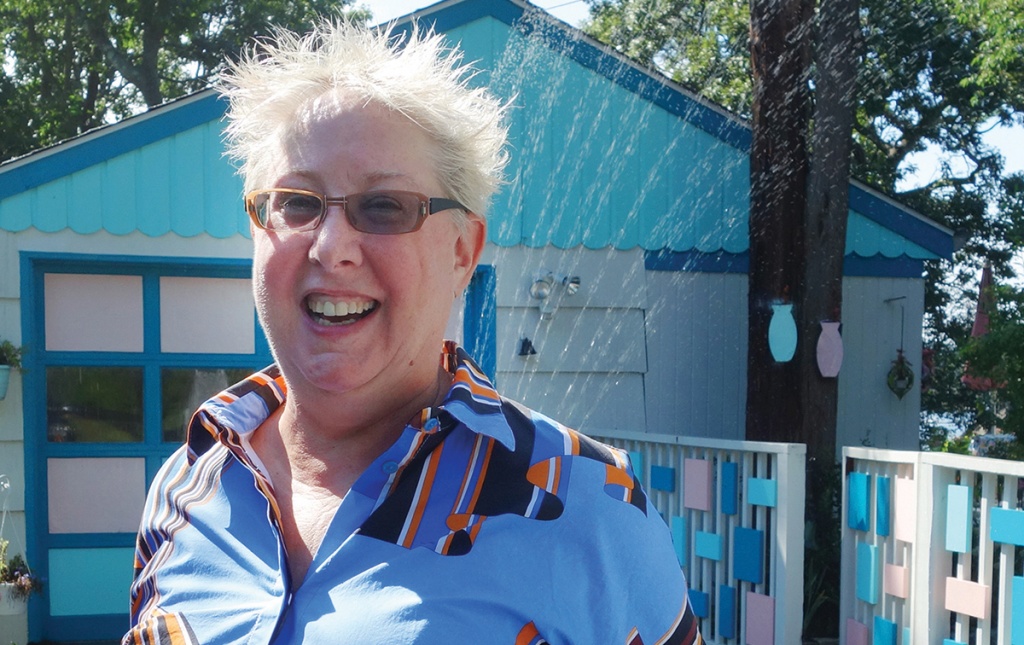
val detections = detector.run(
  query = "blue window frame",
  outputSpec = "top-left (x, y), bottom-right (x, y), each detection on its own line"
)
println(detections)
top-left (464, 264), bottom-right (497, 381)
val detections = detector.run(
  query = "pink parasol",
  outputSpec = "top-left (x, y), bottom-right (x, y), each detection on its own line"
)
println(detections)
top-left (962, 263), bottom-right (999, 391)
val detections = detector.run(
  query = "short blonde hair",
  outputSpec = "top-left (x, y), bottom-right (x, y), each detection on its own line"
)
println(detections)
top-left (219, 20), bottom-right (509, 218)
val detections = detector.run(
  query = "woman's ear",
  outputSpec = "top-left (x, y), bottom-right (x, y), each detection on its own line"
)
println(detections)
top-left (453, 213), bottom-right (486, 292)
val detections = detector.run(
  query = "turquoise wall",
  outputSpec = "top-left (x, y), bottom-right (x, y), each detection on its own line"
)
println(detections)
top-left (0, 116), bottom-right (246, 239)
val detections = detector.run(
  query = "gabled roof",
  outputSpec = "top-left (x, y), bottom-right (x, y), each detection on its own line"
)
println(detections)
top-left (0, 0), bottom-right (952, 263)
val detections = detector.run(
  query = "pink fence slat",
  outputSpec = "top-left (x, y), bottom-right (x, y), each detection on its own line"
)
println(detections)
top-left (744, 592), bottom-right (775, 645)
top-left (683, 458), bottom-right (712, 511)
top-left (846, 618), bottom-right (869, 645)
top-left (883, 563), bottom-right (910, 599)
top-left (944, 577), bottom-right (992, 620)
top-left (893, 477), bottom-right (916, 543)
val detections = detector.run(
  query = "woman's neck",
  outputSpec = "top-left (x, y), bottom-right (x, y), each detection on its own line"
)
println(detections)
top-left (269, 365), bottom-right (452, 488)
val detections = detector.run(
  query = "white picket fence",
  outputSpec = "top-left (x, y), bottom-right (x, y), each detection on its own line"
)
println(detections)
top-left (597, 430), bottom-right (806, 645)
top-left (841, 446), bottom-right (1024, 645)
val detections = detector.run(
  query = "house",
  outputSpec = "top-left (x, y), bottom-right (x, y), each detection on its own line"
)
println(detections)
top-left (0, 0), bottom-right (951, 639)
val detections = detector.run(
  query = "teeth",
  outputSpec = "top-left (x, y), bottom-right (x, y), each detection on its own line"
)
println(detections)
top-left (308, 296), bottom-right (376, 321)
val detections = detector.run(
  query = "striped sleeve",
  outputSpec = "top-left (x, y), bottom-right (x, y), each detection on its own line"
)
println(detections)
top-left (121, 611), bottom-right (199, 645)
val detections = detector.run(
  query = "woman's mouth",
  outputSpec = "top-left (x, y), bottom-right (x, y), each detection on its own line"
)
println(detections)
top-left (306, 295), bottom-right (378, 326)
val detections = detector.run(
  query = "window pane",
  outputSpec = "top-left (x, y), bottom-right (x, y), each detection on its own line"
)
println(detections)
top-left (161, 368), bottom-right (253, 443)
top-left (47, 367), bottom-right (143, 443)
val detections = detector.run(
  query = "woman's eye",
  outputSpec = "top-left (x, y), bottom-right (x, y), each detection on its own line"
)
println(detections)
top-left (276, 194), bottom-right (322, 222)
top-left (356, 193), bottom-right (411, 226)
top-left (281, 195), bottom-right (321, 212)
top-left (360, 194), bottom-right (404, 213)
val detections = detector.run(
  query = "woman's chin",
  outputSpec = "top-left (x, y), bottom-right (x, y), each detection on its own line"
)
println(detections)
top-left (284, 357), bottom-right (378, 399)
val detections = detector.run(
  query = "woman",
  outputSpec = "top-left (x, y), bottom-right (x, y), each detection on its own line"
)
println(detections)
top-left (124, 21), bottom-right (701, 645)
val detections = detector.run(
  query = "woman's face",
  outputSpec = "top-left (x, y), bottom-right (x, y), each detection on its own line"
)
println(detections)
top-left (252, 97), bottom-right (484, 400)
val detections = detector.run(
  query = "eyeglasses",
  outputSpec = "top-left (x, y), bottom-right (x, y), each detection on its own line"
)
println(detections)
top-left (245, 188), bottom-right (468, 235)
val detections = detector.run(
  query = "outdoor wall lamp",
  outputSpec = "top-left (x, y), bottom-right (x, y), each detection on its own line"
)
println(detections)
top-left (529, 273), bottom-right (554, 301)
top-left (518, 337), bottom-right (538, 357)
top-left (529, 271), bottom-right (581, 320)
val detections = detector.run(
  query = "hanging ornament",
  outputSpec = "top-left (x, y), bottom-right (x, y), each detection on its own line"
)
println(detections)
top-left (768, 303), bottom-right (797, 362)
top-left (816, 321), bottom-right (843, 377)
top-left (887, 349), bottom-right (915, 399)
top-left (884, 296), bottom-right (915, 399)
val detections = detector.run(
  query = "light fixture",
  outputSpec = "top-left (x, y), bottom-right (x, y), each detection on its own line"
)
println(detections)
top-left (518, 337), bottom-right (537, 357)
top-left (529, 273), bottom-right (554, 300)
top-left (529, 270), bottom-right (581, 319)
top-left (563, 275), bottom-right (581, 295)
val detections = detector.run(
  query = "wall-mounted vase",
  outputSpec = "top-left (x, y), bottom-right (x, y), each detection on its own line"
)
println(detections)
top-left (768, 303), bottom-right (797, 362)
top-left (816, 321), bottom-right (843, 377)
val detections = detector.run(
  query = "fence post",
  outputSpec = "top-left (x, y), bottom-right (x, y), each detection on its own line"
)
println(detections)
top-left (911, 453), bottom-right (954, 644)
top-left (775, 445), bottom-right (806, 644)
top-left (839, 454), bottom-right (854, 645)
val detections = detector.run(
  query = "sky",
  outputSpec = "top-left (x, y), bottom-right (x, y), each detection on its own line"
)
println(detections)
top-left (363, 0), bottom-right (1024, 187)
top-left (899, 120), bottom-right (1024, 191)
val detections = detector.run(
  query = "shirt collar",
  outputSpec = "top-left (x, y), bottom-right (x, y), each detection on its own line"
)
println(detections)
top-left (436, 340), bottom-right (515, 451)
top-left (187, 341), bottom-right (514, 460)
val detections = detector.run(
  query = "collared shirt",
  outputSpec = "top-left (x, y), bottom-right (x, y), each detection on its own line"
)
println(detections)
top-left (124, 342), bottom-right (701, 645)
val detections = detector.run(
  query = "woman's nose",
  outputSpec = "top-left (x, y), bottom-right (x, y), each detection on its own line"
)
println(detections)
top-left (308, 203), bottom-right (364, 267)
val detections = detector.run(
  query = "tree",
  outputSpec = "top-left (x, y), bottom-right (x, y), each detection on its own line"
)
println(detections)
top-left (744, 0), bottom-right (811, 448)
top-left (748, 1), bottom-right (859, 639)
top-left (586, 0), bottom-right (752, 113)
top-left (959, 283), bottom-right (1024, 442)
top-left (0, 0), bottom-right (368, 161)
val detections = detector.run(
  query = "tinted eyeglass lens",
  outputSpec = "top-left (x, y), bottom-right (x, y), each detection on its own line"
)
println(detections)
top-left (350, 191), bottom-right (422, 234)
top-left (248, 189), bottom-right (434, 233)
top-left (259, 191), bottom-right (324, 230)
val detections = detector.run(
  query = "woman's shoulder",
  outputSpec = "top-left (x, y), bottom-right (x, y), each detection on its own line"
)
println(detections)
top-left (491, 397), bottom-right (652, 520)
top-left (489, 400), bottom-right (692, 642)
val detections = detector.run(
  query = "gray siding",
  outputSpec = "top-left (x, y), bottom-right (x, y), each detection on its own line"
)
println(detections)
top-left (836, 277), bottom-right (924, 451)
top-left (483, 245), bottom-right (927, 456)
top-left (483, 245), bottom-right (648, 434)
top-left (643, 271), bottom-right (748, 440)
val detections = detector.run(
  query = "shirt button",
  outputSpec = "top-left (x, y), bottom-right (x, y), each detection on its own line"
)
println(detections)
top-left (382, 461), bottom-right (399, 474)
top-left (424, 418), bottom-right (440, 432)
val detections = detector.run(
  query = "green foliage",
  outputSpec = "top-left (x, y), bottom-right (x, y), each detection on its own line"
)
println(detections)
top-left (0, 340), bottom-right (23, 370)
top-left (0, 538), bottom-right (43, 601)
top-left (960, 285), bottom-right (1024, 439)
top-left (954, 0), bottom-right (1024, 108)
top-left (0, 0), bottom-right (369, 161)
top-left (802, 459), bottom-right (842, 638)
top-left (584, 0), bottom-right (752, 115)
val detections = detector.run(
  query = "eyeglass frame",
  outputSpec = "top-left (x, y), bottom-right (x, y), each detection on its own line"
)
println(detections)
top-left (244, 187), bottom-right (468, 235)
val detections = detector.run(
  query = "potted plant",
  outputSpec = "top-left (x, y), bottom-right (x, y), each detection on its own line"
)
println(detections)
top-left (0, 339), bottom-right (24, 401)
top-left (0, 537), bottom-right (43, 615)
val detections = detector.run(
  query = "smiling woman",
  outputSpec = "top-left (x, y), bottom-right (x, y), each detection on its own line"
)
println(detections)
top-left (121, 21), bottom-right (702, 645)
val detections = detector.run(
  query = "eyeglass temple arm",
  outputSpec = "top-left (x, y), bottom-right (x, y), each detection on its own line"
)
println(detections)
top-left (428, 197), bottom-right (467, 214)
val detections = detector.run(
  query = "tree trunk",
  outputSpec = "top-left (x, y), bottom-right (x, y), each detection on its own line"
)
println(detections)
top-left (802, 0), bottom-right (860, 466)
top-left (800, 2), bottom-right (861, 636)
top-left (746, 0), bottom-right (813, 443)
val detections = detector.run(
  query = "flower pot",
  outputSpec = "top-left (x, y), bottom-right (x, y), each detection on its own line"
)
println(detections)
top-left (0, 581), bottom-right (28, 615)
top-left (0, 365), bottom-right (9, 401)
